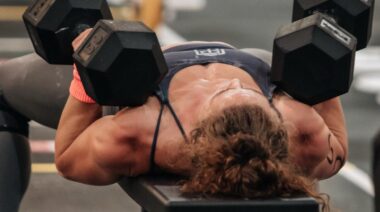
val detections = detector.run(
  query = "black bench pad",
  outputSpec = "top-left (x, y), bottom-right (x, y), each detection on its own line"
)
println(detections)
top-left (119, 175), bottom-right (319, 212)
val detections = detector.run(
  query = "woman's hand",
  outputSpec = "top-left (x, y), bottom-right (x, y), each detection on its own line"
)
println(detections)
top-left (72, 28), bottom-right (93, 51)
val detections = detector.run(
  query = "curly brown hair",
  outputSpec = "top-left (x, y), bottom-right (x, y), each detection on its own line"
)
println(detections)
top-left (180, 104), bottom-right (329, 211)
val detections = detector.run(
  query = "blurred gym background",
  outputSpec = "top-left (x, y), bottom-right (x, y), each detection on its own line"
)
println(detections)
top-left (0, 0), bottom-right (379, 211)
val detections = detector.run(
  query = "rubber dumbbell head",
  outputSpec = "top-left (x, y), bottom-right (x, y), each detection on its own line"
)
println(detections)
top-left (292, 0), bottom-right (374, 50)
top-left (271, 13), bottom-right (357, 105)
top-left (23, 0), bottom-right (112, 64)
top-left (73, 20), bottom-right (168, 107)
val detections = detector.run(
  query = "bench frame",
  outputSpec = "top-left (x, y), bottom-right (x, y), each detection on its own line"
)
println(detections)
top-left (119, 175), bottom-right (320, 212)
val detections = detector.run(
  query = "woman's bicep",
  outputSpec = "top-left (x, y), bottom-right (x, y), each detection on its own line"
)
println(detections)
top-left (281, 97), bottom-right (348, 179)
top-left (296, 105), bottom-right (347, 179)
top-left (56, 115), bottom-right (133, 185)
top-left (313, 98), bottom-right (348, 177)
top-left (307, 123), bottom-right (347, 179)
top-left (312, 97), bottom-right (347, 149)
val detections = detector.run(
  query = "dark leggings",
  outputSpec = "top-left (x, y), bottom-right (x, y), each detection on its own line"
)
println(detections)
top-left (374, 131), bottom-right (380, 212)
top-left (0, 53), bottom-right (72, 128)
top-left (0, 53), bottom-right (71, 211)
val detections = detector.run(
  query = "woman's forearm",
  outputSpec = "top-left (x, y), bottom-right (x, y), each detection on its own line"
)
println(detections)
top-left (55, 96), bottom-right (102, 158)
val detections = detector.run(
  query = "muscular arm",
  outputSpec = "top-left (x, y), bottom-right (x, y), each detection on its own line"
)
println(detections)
top-left (54, 30), bottom-right (190, 184)
top-left (55, 97), bottom-right (134, 185)
top-left (276, 96), bottom-right (348, 179)
top-left (310, 97), bottom-right (348, 179)
top-left (54, 29), bottom-right (142, 185)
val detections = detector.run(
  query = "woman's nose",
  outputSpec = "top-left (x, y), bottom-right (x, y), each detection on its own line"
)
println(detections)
top-left (227, 79), bottom-right (243, 89)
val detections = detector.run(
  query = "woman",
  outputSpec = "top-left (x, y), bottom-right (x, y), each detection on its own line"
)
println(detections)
top-left (55, 30), bottom-right (347, 210)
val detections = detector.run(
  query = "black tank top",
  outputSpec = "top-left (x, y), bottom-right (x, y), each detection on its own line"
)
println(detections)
top-left (149, 42), bottom-right (276, 173)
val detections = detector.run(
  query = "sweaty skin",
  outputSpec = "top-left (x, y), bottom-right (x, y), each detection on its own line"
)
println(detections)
top-left (55, 31), bottom-right (347, 185)
top-left (274, 95), bottom-right (347, 179)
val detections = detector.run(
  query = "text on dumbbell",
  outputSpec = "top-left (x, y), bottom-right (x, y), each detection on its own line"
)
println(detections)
top-left (79, 27), bottom-right (108, 62)
top-left (30, 0), bottom-right (55, 22)
top-left (320, 19), bottom-right (352, 46)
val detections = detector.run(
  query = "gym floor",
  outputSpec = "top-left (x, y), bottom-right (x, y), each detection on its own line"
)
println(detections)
top-left (0, 0), bottom-right (379, 211)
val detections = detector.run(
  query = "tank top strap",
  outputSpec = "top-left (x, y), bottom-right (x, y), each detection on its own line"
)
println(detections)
top-left (149, 95), bottom-right (165, 173)
top-left (165, 100), bottom-right (188, 142)
top-left (149, 88), bottom-right (188, 173)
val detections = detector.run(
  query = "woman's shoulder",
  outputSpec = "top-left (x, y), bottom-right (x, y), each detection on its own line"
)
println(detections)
top-left (273, 92), bottom-right (324, 134)
top-left (113, 96), bottom-right (162, 138)
top-left (96, 96), bottom-right (163, 175)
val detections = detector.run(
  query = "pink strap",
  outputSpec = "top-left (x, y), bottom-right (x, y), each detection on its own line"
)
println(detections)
top-left (69, 65), bottom-right (96, 104)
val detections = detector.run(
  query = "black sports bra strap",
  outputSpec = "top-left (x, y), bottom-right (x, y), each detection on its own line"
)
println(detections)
top-left (165, 101), bottom-right (189, 143)
top-left (149, 101), bottom-right (165, 173)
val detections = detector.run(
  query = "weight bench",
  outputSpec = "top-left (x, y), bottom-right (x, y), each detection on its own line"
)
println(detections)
top-left (119, 175), bottom-right (319, 212)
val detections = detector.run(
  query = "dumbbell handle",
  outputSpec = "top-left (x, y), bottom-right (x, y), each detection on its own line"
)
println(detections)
top-left (54, 23), bottom-right (92, 46)
top-left (71, 24), bottom-right (92, 41)
top-left (304, 9), bottom-right (339, 23)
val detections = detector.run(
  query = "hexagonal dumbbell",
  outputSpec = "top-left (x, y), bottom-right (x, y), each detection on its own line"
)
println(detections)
top-left (272, 13), bottom-right (356, 105)
top-left (23, 0), bottom-right (112, 64)
top-left (271, 0), bottom-right (374, 105)
top-left (73, 20), bottom-right (168, 106)
top-left (292, 0), bottom-right (374, 50)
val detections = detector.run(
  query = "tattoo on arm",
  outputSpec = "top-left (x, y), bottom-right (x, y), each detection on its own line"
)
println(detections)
top-left (326, 133), bottom-right (346, 174)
